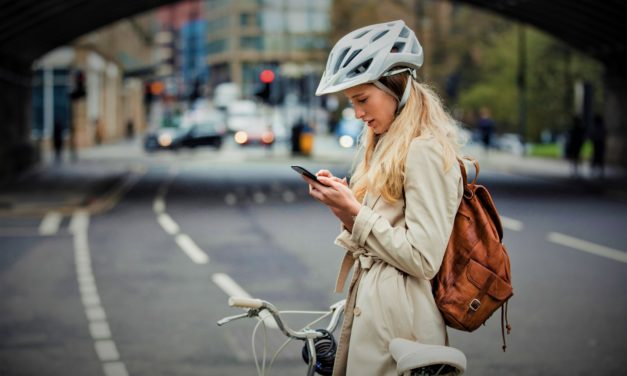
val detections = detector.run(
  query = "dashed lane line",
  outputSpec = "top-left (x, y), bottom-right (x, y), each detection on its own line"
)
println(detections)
top-left (175, 233), bottom-right (209, 264)
top-left (547, 232), bottom-right (627, 263)
top-left (70, 210), bottom-right (129, 376)
top-left (38, 211), bottom-right (62, 235)
top-left (157, 213), bottom-right (180, 235)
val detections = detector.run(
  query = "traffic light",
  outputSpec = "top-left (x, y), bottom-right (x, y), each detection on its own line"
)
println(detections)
top-left (255, 69), bottom-right (275, 103)
top-left (255, 82), bottom-right (271, 103)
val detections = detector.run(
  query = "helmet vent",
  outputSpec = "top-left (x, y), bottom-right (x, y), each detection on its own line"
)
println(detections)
top-left (334, 48), bottom-right (350, 74)
top-left (410, 40), bottom-right (420, 54)
top-left (342, 49), bottom-right (363, 68)
top-left (371, 30), bottom-right (389, 42)
top-left (391, 42), bottom-right (405, 53)
top-left (400, 27), bottom-right (410, 38)
top-left (353, 30), bottom-right (369, 39)
top-left (347, 58), bottom-right (372, 78)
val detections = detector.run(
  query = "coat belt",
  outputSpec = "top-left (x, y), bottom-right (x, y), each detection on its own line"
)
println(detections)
top-left (335, 248), bottom-right (375, 293)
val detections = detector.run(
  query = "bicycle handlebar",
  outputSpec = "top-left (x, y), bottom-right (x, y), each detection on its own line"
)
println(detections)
top-left (219, 297), bottom-right (346, 342)
top-left (229, 297), bottom-right (264, 309)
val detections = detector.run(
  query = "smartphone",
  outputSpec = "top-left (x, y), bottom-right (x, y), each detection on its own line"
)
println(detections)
top-left (291, 165), bottom-right (326, 185)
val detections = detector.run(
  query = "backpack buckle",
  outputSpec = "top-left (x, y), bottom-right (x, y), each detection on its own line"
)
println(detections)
top-left (469, 299), bottom-right (481, 311)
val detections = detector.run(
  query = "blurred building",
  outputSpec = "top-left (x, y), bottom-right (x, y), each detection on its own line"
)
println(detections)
top-left (204, 0), bottom-right (331, 99)
top-left (156, 1), bottom-right (208, 101)
top-left (31, 13), bottom-right (155, 151)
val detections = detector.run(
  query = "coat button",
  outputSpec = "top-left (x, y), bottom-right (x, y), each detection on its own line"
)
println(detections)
top-left (354, 307), bottom-right (362, 316)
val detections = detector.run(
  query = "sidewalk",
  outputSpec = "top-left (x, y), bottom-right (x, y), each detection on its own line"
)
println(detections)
top-left (0, 141), bottom-right (145, 217)
top-left (461, 144), bottom-right (627, 198)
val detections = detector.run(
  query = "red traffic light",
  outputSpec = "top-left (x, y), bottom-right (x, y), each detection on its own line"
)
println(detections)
top-left (259, 69), bottom-right (275, 84)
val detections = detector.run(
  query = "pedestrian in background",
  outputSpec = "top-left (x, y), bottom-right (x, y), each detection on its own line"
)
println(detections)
top-left (52, 120), bottom-right (64, 163)
top-left (476, 106), bottom-right (495, 153)
top-left (589, 114), bottom-right (606, 178)
top-left (302, 20), bottom-right (463, 375)
top-left (566, 115), bottom-right (586, 177)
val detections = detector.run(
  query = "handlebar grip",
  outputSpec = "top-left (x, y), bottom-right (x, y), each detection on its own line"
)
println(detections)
top-left (228, 297), bottom-right (264, 309)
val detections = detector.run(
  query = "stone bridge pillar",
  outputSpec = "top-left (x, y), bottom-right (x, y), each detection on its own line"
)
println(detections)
top-left (0, 62), bottom-right (36, 179)
top-left (604, 65), bottom-right (627, 168)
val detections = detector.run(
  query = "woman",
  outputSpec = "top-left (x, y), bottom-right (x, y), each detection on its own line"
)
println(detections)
top-left (302, 20), bottom-right (464, 375)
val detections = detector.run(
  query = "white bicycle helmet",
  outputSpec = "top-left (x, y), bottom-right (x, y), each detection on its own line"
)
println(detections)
top-left (316, 20), bottom-right (424, 110)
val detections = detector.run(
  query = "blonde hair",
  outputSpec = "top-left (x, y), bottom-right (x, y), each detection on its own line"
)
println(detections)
top-left (350, 76), bottom-right (463, 203)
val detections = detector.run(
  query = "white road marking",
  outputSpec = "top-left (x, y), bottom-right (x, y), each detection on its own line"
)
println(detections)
top-left (86, 306), bottom-right (107, 321)
top-left (547, 232), bottom-right (627, 263)
top-left (38, 211), bottom-right (62, 235)
top-left (81, 291), bottom-right (102, 307)
top-left (71, 210), bottom-right (128, 374)
top-left (103, 362), bottom-right (129, 376)
top-left (501, 216), bottom-right (523, 231)
top-left (94, 340), bottom-right (120, 361)
top-left (212, 273), bottom-right (277, 329)
top-left (69, 210), bottom-right (90, 234)
top-left (175, 233), bottom-right (209, 264)
top-left (89, 321), bottom-right (112, 339)
top-left (153, 197), bottom-right (165, 213)
top-left (157, 213), bottom-right (180, 235)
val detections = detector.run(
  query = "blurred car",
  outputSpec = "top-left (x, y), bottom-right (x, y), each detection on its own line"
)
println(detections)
top-left (144, 126), bottom-right (188, 151)
top-left (335, 108), bottom-right (364, 148)
top-left (144, 106), bottom-right (226, 152)
top-left (233, 122), bottom-right (275, 146)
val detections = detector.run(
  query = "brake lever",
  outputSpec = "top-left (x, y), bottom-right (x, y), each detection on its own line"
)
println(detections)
top-left (217, 311), bottom-right (257, 326)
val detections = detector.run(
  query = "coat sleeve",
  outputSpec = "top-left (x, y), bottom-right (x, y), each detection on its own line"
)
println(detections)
top-left (349, 138), bottom-right (462, 280)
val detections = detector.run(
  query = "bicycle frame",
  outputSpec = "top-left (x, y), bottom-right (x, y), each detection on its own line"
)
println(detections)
top-left (218, 297), bottom-right (345, 376)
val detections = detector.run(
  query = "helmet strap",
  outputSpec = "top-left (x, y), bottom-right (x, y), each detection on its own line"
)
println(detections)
top-left (373, 73), bottom-right (414, 116)
top-left (396, 76), bottom-right (413, 114)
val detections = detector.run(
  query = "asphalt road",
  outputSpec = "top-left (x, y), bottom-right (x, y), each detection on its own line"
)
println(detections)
top-left (1, 143), bottom-right (626, 376)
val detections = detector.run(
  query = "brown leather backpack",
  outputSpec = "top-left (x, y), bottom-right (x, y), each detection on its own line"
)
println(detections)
top-left (433, 158), bottom-right (513, 351)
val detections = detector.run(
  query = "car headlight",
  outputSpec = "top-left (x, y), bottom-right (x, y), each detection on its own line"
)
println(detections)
top-left (339, 135), bottom-right (354, 148)
top-left (234, 131), bottom-right (248, 144)
top-left (158, 133), bottom-right (173, 147)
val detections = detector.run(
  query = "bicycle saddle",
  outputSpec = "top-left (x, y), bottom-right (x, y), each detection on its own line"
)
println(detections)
top-left (389, 338), bottom-right (466, 375)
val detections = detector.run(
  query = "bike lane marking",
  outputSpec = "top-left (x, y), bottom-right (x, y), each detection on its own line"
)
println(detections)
top-left (547, 232), bottom-right (627, 263)
top-left (70, 210), bottom-right (129, 376)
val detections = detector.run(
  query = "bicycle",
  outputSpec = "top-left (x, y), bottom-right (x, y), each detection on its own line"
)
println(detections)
top-left (217, 297), bottom-right (467, 376)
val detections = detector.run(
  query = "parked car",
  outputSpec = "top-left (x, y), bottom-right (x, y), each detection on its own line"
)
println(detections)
top-left (144, 126), bottom-right (188, 151)
top-left (233, 121), bottom-right (275, 147)
top-left (144, 107), bottom-right (226, 152)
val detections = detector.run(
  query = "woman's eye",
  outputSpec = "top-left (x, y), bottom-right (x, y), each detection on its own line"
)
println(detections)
top-left (357, 98), bottom-right (367, 104)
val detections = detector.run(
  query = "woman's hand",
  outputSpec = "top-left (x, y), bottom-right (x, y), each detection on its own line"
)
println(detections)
top-left (302, 171), bottom-right (361, 231)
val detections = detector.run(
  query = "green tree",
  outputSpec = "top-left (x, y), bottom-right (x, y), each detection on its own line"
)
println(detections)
top-left (457, 24), bottom-right (604, 141)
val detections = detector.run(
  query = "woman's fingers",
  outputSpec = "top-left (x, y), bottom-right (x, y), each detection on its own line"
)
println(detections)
top-left (316, 169), bottom-right (333, 178)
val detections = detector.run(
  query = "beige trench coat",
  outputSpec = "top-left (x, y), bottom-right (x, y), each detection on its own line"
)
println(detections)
top-left (331, 137), bottom-right (463, 376)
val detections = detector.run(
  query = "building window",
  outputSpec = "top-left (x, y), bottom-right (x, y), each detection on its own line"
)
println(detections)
top-left (207, 39), bottom-right (227, 54)
top-left (240, 36), bottom-right (262, 50)
top-left (240, 13), bottom-right (257, 27)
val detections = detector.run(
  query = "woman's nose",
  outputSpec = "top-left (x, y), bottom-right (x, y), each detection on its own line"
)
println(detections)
top-left (354, 107), bottom-right (365, 119)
